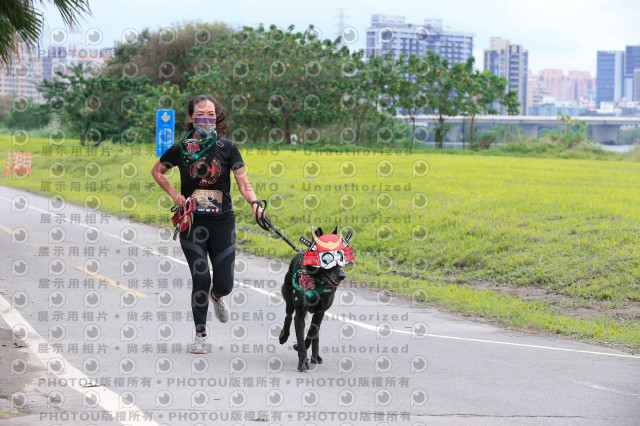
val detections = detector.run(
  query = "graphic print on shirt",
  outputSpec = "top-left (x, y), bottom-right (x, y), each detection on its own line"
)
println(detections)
top-left (189, 155), bottom-right (221, 184)
top-left (188, 153), bottom-right (223, 214)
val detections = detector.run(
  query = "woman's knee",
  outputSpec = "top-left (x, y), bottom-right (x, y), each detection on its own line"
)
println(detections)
top-left (211, 278), bottom-right (233, 297)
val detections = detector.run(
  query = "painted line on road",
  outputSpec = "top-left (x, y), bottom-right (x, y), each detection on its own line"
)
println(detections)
top-left (73, 265), bottom-right (148, 298)
top-left (0, 194), bottom-right (187, 266)
top-left (572, 380), bottom-right (640, 399)
top-left (0, 294), bottom-right (160, 426)
top-left (2, 193), bottom-right (640, 361)
top-left (234, 282), bottom-right (640, 360)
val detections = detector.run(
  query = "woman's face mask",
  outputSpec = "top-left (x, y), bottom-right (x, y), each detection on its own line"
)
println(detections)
top-left (193, 117), bottom-right (216, 137)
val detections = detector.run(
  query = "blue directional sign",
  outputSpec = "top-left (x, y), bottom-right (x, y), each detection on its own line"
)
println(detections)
top-left (156, 109), bottom-right (175, 157)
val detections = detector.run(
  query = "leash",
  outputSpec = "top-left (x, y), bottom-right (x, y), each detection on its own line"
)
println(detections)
top-left (253, 199), bottom-right (302, 253)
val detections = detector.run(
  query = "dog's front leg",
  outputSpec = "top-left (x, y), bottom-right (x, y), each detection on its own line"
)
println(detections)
top-left (293, 306), bottom-right (309, 371)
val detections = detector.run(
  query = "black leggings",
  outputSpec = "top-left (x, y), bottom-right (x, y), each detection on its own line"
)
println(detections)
top-left (179, 216), bottom-right (236, 334)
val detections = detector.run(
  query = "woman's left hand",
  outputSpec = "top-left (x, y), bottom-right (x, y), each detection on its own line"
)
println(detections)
top-left (252, 203), bottom-right (264, 220)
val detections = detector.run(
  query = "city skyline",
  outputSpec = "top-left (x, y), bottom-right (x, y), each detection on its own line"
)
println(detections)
top-left (34, 0), bottom-right (638, 76)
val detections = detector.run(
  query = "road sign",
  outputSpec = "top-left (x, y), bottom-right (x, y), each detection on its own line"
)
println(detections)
top-left (156, 109), bottom-right (175, 157)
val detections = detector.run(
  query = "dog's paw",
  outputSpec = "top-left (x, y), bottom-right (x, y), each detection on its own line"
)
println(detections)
top-left (279, 329), bottom-right (289, 345)
top-left (310, 355), bottom-right (323, 364)
top-left (297, 358), bottom-right (310, 372)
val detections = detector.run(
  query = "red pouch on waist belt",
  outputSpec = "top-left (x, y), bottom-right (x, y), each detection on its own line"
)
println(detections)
top-left (171, 197), bottom-right (196, 239)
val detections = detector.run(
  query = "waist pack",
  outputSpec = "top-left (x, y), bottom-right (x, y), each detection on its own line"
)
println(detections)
top-left (171, 197), bottom-right (196, 240)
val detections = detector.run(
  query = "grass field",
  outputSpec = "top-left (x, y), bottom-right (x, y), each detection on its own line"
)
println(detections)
top-left (1, 135), bottom-right (639, 348)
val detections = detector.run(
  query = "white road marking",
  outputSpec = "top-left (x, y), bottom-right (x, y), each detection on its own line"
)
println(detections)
top-left (572, 381), bottom-right (640, 399)
top-left (235, 280), bottom-right (640, 360)
top-left (0, 294), bottom-right (160, 426)
top-left (2, 194), bottom-right (640, 361)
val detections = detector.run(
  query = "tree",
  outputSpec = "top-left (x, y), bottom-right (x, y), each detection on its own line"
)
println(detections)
top-left (555, 112), bottom-right (589, 147)
top-left (105, 21), bottom-right (232, 90)
top-left (620, 127), bottom-right (640, 145)
top-left (459, 64), bottom-right (520, 145)
top-left (0, 0), bottom-right (90, 68)
top-left (421, 51), bottom-right (469, 148)
top-left (397, 54), bottom-right (430, 151)
top-left (6, 100), bottom-right (49, 129)
top-left (337, 51), bottom-right (400, 146)
top-left (190, 24), bottom-right (344, 145)
top-left (415, 52), bottom-right (520, 149)
top-left (368, 53), bottom-right (406, 147)
top-left (0, 95), bottom-right (13, 125)
top-left (38, 64), bottom-right (150, 145)
top-left (128, 81), bottom-right (184, 143)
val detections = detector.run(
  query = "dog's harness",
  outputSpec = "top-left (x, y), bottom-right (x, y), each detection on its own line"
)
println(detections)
top-left (291, 255), bottom-right (331, 307)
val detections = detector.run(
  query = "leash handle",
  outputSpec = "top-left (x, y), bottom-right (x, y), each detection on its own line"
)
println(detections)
top-left (254, 199), bottom-right (271, 232)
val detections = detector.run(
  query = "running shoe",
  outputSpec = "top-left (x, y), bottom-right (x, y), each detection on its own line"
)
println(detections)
top-left (212, 296), bottom-right (230, 323)
top-left (191, 333), bottom-right (207, 354)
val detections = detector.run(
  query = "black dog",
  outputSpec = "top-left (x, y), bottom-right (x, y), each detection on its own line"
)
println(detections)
top-left (278, 226), bottom-right (353, 371)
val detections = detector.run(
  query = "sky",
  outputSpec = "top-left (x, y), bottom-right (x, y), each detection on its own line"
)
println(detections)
top-left (38, 0), bottom-right (639, 76)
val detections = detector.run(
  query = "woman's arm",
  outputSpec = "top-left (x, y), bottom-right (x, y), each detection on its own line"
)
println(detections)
top-left (233, 167), bottom-right (263, 219)
top-left (151, 159), bottom-right (185, 207)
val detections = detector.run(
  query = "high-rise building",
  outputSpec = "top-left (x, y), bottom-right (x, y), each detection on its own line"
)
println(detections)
top-left (538, 69), bottom-right (565, 100)
top-left (624, 45), bottom-right (640, 101)
top-left (42, 46), bottom-right (69, 82)
top-left (526, 71), bottom-right (546, 110)
top-left (531, 69), bottom-right (595, 105)
top-left (634, 69), bottom-right (640, 102)
top-left (1, 44), bottom-right (113, 105)
top-left (566, 71), bottom-right (596, 105)
top-left (596, 50), bottom-right (625, 108)
top-left (366, 15), bottom-right (473, 65)
top-left (625, 46), bottom-right (640, 75)
top-left (0, 45), bottom-right (44, 103)
top-left (483, 37), bottom-right (528, 115)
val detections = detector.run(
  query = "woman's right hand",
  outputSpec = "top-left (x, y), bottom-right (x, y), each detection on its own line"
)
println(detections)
top-left (173, 194), bottom-right (186, 207)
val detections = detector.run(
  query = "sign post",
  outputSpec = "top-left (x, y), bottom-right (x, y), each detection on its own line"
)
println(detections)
top-left (156, 109), bottom-right (175, 157)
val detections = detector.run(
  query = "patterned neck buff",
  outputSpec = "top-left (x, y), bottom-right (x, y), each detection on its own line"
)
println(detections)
top-left (180, 128), bottom-right (218, 164)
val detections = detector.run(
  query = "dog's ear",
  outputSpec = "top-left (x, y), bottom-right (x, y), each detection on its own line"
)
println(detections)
top-left (314, 227), bottom-right (323, 237)
top-left (331, 226), bottom-right (337, 235)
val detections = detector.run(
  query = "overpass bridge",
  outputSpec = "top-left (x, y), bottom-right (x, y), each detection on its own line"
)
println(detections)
top-left (398, 115), bottom-right (640, 144)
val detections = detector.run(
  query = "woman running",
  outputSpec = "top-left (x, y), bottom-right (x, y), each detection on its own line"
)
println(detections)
top-left (151, 94), bottom-right (263, 354)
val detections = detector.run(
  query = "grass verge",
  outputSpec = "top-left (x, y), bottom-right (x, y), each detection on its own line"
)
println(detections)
top-left (1, 134), bottom-right (639, 349)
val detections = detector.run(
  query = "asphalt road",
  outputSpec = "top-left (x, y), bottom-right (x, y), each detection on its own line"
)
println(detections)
top-left (1, 186), bottom-right (639, 426)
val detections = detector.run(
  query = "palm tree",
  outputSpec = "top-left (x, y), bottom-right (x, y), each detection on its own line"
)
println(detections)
top-left (0, 0), bottom-right (91, 68)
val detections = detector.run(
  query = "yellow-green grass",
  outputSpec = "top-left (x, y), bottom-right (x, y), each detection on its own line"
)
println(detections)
top-left (1, 135), bottom-right (639, 348)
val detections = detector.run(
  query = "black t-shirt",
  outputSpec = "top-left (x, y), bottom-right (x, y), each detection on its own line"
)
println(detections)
top-left (159, 135), bottom-right (245, 221)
